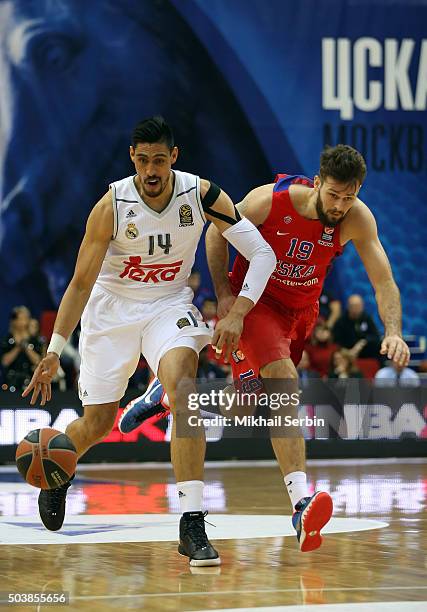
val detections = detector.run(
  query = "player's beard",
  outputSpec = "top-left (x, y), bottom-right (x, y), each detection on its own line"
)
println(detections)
top-left (142, 175), bottom-right (169, 198)
top-left (315, 193), bottom-right (345, 227)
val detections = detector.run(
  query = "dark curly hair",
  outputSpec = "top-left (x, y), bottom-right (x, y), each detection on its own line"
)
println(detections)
top-left (319, 144), bottom-right (367, 186)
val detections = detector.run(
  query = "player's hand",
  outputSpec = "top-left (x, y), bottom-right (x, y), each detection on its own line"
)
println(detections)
top-left (380, 335), bottom-right (410, 367)
top-left (22, 353), bottom-right (60, 406)
top-left (217, 293), bottom-right (236, 319)
top-left (212, 312), bottom-right (244, 363)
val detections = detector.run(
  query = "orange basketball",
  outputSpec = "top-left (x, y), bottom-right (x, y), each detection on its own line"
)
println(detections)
top-left (15, 428), bottom-right (77, 490)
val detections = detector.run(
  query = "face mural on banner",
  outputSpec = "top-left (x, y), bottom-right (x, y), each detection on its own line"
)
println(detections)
top-left (0, 0), bottom-right (425, 335)
top-left (0, 0), bottom-right (281, 331)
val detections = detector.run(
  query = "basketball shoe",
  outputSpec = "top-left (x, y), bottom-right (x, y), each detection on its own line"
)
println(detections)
top-left (38, 474), bottom-right (74, 531)
top-left (118, 378), bottom-right (168, 434)
top-left (178, 511), bottom-right (221, 567)
top-left (292, 491), bottom-right (333, 552)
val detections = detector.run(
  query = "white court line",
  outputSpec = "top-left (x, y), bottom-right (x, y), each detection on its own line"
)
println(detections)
top-left (1, 457), bottom-right (426, 474)
top-left (63, 586), bottom-right (427, 601)
top-left (0, 515), bottom-right (386, 545)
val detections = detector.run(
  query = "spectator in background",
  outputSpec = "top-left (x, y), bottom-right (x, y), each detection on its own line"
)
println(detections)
top-left (374, 361), bottom-right (420, 387)
top-left (189, 269), bottom-right (212, 311)
top-left (418, 360), bottom-right (427, 378)
top-left (28, 318), bottom-right (46, 351)
top-left (297, 351), bottom-right (320, 384)
top-left (332, 294), bottom-right (382, 360)
top-left (197, 347), bottom-right (227, 382)
top-left (201, 297), bottom-right (219, 329)
top-left (305, 323), bottom-right (338, 378)
top-left (0, 306), bottom-right (43, 391)
top-left (60, 328), bottom-right (82, 390)
top-left (318, 291), bottom-right (342, 329)
top-left (329, 348), bottom-right (364, 379)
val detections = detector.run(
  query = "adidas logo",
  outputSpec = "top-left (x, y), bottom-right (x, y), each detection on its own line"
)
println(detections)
top-left (242, 282), bottom-right (249, 291)
top-left (126, 209), bottom-right (137, 218)
top-left (83, 390), bottom-right (88, 397)
top-left (178, 490), bottom-right (185, 498)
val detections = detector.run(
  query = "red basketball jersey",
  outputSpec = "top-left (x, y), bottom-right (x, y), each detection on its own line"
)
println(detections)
top-left (230, 174), bottom-right (344, 309)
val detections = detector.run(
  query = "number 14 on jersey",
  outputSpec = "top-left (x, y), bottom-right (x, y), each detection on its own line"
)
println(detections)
top-left (148, 234), bottom-right (172, 255)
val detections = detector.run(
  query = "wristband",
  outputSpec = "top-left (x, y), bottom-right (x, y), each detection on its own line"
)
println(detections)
top-left (47, 333), bottom-right (67, 357)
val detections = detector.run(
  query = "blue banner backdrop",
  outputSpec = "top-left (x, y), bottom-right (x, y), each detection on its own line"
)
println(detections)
top-left (0, 0), bottom-right (426, 335)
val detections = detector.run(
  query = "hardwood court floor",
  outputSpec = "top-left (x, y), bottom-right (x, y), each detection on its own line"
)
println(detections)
top-left (0, 459), bottom-right (426, 611)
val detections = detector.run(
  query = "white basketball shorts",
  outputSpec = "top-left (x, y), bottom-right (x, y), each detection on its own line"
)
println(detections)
top-left (78, 284), bottom-right (212, 405)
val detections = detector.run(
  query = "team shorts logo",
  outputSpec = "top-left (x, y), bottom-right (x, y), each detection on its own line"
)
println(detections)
top-left (179, 204), bottom-right (194, 227)
top-left (284, 216), bottom-right (293, 224)
top-left (119, 257), bottom-right (183, 282)
top-left (176, 317), bottom-right (191, 329)
top-left (78, 382), bottom-right (88, 399)
top-left (232, 350), bottom-right (246, 363)
top-left (125, 223), bottom-right (139, 239)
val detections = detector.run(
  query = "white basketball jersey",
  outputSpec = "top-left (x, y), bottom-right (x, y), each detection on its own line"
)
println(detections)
top-left (96, 170), bottom-right (206, 302)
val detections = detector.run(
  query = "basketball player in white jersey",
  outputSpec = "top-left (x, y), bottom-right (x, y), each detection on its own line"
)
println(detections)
top-left (22, 116), bottom-right (276, 566)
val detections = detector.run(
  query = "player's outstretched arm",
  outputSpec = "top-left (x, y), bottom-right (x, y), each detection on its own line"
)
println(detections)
top-left (205, 184), bottom-right (274, 318)
top-left (22, 192), bottom-right (114, 405)
top-left (202, 180), bottom-right (276, 361)
top-left (349, 206), bottom-right (410, 367)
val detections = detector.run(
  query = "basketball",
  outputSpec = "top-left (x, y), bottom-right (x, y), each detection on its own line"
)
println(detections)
top-left (15, 428), bottom-right (77, 490)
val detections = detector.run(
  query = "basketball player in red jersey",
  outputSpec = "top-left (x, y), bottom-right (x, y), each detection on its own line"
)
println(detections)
top-left (206, 144), bottom-right (410, 550)
top-left (121, 145), bottom-right (410, 553)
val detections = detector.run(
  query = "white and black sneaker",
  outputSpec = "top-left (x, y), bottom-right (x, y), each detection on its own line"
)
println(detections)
top-left (38, 474), bottom-right (75, 531)
top-left (178, 511), bottom-right (221, 566)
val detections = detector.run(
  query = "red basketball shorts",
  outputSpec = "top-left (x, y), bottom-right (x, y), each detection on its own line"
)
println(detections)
top-left (230, 299), bottom-right (319, 387)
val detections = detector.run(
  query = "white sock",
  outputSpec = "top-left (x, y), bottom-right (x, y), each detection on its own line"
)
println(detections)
top-left (176, 480), bottom-right (204, 513)
top-left (284, 471), bottom-right (308, 508)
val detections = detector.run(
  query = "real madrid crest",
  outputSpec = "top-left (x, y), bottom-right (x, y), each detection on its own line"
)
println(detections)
top-left (125, 223), bottom-right (139, 239)
top-left (179, 204), bottom-right (194, 227)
